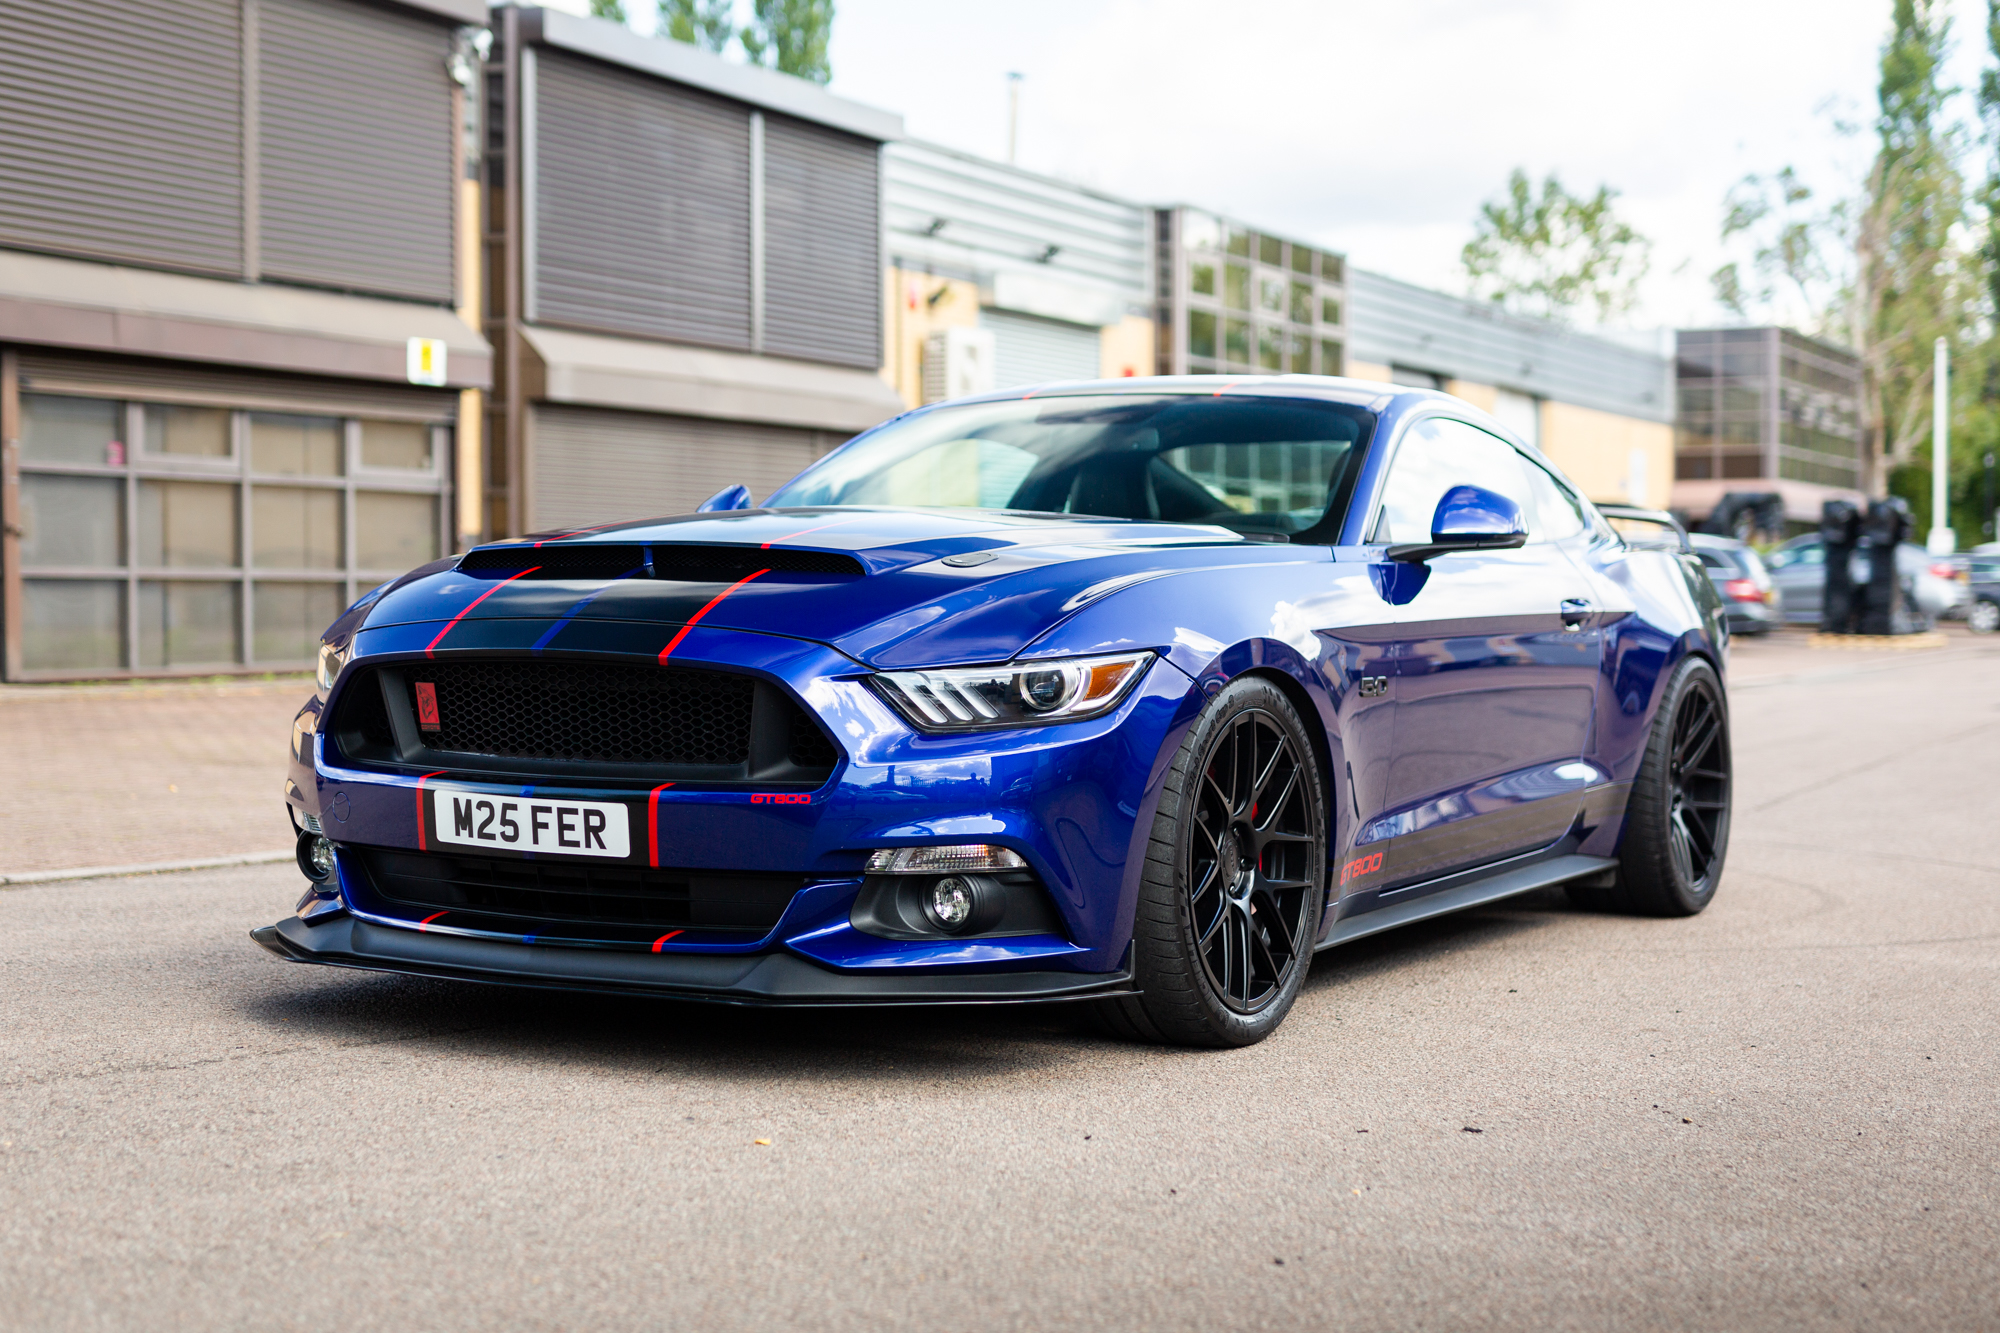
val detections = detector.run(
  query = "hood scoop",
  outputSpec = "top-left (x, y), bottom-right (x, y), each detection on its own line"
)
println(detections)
top-left (457, 543), bottom-right (865, 581)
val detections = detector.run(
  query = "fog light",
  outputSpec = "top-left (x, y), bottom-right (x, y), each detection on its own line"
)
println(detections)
top-left (295, 830), bottom-right (336, 884)
top-left (925, 876), bottom-right (977, 932)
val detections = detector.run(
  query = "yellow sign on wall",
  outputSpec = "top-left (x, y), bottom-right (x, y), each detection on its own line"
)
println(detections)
top-left (406, 336), bottom-right (448, 387)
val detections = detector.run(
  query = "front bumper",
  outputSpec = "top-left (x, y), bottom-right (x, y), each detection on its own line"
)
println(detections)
top-left (251, 914), bottom-right (1134, 1006)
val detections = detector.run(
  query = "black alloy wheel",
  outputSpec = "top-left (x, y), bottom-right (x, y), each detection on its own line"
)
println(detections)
top-left (1186, 709), bottom-right (1319, 1013)
top-left (1091, 676), bottom-right (1327, 1047)
top-left (1570, 655), bottom-right (1731, 917)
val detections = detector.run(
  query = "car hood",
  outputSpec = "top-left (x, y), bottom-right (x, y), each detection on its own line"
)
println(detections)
top-left (353, 508), bottom-right (1298, 668)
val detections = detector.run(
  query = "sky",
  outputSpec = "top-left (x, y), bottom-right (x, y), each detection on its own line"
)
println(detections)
top-left (548, 0), bottom-right (1995, 331)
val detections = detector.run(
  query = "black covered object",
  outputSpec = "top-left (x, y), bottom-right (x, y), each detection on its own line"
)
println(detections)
top-left (1858, 497), bottom-right (1913, 635)
top-left (1819, 500), bottom-right (1861, 633)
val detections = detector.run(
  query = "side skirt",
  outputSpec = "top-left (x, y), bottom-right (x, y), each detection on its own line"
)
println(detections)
top-left (1320, 852), bottom-right (1616, 949)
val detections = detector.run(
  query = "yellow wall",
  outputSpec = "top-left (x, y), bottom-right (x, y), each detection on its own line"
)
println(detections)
top-left (1346, 359), bottom-right (1391, 383)
top-left (1099, 314), bottom-right (1155, 380)
top-left (883, 268), bottom-right (982, 409)
top-left (1540, 399), bottom-right (1674, 510)
top-left (1444, 378), bottom-right (1497, 412)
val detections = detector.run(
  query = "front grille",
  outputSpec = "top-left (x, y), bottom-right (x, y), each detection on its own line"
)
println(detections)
top-left (789, 707), bottom-right (839, 769)
top-left (458, 545), bottom-right (648, 578)
top-left (412, 660), bottom-right (754, 765)
top-left (357, 847), bottom-right (805, 935)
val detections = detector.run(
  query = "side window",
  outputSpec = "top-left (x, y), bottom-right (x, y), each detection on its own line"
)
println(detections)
top-left (1371, 417), bottom-right (1532, 544)
top-left (1515, 453), bottom-right (1589, 542)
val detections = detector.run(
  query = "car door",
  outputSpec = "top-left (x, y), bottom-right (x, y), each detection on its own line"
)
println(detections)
top-left (1766, 539), bottom-right (1824, 622)
top-left (1364, 416), bottom-right (1604, 889)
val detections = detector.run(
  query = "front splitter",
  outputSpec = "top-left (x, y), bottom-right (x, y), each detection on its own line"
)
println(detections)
top-left (251, 915), bottom-right (1134, 1007)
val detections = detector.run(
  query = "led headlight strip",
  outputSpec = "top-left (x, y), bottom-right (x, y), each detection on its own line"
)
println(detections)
top-left (870, 651), bottom-right (1154, 733)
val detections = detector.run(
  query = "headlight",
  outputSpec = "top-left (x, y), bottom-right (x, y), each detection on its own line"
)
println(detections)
top-left (870, 651), bottom-right (1153, 733)
top-left (315, 641), bottom-right (350, 693)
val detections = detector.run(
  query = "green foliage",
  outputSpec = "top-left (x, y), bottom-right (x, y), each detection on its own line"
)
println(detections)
top-left (658, 0), bottom-right (734, 53)
top-left (741, 0), bottom-right (833, 85)
top-left (1461, 168), bottom-right (1651, 324)
top-left (588, 0), bottom-right (629, 21)
top-left (1710, 167), bottom-right (1843, 333)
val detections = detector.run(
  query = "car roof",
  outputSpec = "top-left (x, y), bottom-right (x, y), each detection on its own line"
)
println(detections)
top-left (1688, 533), bottom-right (1747, 551)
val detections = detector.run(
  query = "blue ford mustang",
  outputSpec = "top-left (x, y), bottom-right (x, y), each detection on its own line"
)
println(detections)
top-left (256, 377), bottom-right (1731, 1047)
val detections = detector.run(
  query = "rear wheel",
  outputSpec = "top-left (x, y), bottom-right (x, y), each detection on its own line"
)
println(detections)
top-left (1092, 677), bottom-right (1326, 1047)
top-left (1570, 656), bottom-right (1731, 917)
top-left (1970, 599), bottom-right (2000, 635)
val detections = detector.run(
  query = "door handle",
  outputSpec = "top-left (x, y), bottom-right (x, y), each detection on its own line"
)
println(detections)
top-left (1560, 598), bottom-right (1591, 631)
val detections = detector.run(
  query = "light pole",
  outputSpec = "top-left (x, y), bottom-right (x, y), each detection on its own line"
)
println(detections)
top-left (1928, 336), bottom-right (1954, 554)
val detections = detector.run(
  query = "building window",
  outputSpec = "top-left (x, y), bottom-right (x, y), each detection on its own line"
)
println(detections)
top-left (13, 392), bottom-right (449, 675)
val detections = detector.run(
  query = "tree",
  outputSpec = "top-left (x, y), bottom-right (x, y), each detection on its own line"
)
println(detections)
top-left (658, 0), bottom-right (734, 53)
top-left (1461, 168), bottom-right (1651, 324)
top-left (587, 0), bottom-right (628, 22)
top-left (1710, 167), bottom-right (1844, 334)
top-left (741, 0), bottom-right (832, 85)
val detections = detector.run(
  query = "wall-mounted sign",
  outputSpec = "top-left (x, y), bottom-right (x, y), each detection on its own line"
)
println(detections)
top-left (406, 336), bottom-right (448, 386)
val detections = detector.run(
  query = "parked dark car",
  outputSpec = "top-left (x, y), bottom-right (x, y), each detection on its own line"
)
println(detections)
top-left (1689, 534), bottom-right (1780, 635)
top-left (1763, 535), bottom-right (1963, 628)
top-left (1968, 555), bottom-right (2000, 634)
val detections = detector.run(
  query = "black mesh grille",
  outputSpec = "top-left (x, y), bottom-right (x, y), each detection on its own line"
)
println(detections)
top-left (458, 545), bottom-right (649, 578)
top-left (358, 847), bottom-right (804, 935)
top-left (412, 661), bottom-right (754, 765)
top-left (788, 708), bottom-right (839, 770)
top-left (652, 545), bottom-right (864, 578)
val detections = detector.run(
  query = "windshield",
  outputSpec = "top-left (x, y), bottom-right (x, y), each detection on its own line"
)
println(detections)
top-left (766, 394), bottom-right (1375, 542)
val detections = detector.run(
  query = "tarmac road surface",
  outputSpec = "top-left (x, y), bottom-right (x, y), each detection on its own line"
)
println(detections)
top-left (2, 637), bottom-right (1997, 1332)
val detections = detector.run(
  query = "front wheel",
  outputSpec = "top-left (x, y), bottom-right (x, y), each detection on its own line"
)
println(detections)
top-left (1970, 599), bottom-right (2000, 635)
top-left (1092, 676), bottom-right (1327, 1047)
top-left (1570, 655), bottom-right (1731, 917)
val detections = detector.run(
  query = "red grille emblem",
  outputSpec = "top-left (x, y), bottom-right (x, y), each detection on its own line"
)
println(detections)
top-left (414, 681), bottom-right (441, 731)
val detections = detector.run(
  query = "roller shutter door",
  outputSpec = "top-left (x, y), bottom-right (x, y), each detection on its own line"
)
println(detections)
top-left (763, 115), bottom-right (880, 369)
top-left (983, 310), bottom-right (1100, 389)
top-left (532, 51), bottom-right (753, 349)
top-left (258, 0), bottom-right (455, 303)
top-left (0, 0), bottom-right (242, 276)
top-left (531, 405), bottom-right (837, 531)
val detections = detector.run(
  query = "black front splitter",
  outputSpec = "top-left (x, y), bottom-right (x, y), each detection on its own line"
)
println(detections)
top-left (250, 915), bottom-right (1134, 1007)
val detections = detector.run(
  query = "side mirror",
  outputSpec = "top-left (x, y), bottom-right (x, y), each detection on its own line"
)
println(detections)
top-left (1386, 484), bottom-right (1528, 564)
top-left (697, 484), bottom-right (753, 513)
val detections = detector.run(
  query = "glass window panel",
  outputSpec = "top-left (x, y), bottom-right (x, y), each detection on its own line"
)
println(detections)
top-left (1185, 359), bottom-right (1216, 375)
top-left (1258, 234), bottom-right (1282, 266)
top-left (1320, 296), bottom-right (1342, 325)
top-left (1291, 245), bottom-right (1315, 275)
top-left (1224, 319), bottom-right (1251, 365)
top-left (1225, 227), bottom-right (1252, 257)
top-left (1320, 339), bottom-right (1344, 376)
top-left (1257, 325), bottom-right (1285, 372)
top-left (361, 420), bottom-right (432, 470)
top-left (139, 481), bottom-right (238, 568)
top-left (1721, 384), bottom-right (1763, 412)
top-left (21, 394), bottom-right (121, 466)
top-left (1182, 211), bottom-right (1221, 250)
top-left (138, 581), bottom-right (240, 668)
top-left (1189, 261), bottom-right (1215, 296)
top-left (1372, 418), bottom-right (1533, 544)
top-left (1187, 310), bottom-right (1217, 361)
top-left (356, 492), bottom-right (438, 570)
top-left (1517, 455), bottom-right (1588, 541)
top-left (1290, 282), bottom-right (1313, 325)
top-left (22, 580), bottom-right (124, 672)
top-left (20, 475), bottom-right (123, 567)
top-left (1319, 253), bottom-right (1344, 283)
top-left (142, 404), bottom-right (230, 457)
top-left (252, 487), bottom-right (343, 569)
top-left (1676, 454), bottom-right (1713, 480)
top-left (1287, 332), bottom-right (1311, 373)
top-left (1721, 453), bottom-right (1764, 479)
top-left (251, 413), bottom-right (343, 476)
top-left (1223, 263), bottom-right (1250, 310)
top-left (1258, 275), bottom-right (1286, 314)
top-left (252, 582), bottom-right (344, 663)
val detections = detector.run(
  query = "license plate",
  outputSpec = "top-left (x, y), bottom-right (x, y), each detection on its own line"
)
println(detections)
top-left (431, 790), bottom-right (630, 859)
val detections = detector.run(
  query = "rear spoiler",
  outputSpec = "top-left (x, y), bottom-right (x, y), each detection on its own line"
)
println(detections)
top-left (1595, 504), bottom-right (1691, 554)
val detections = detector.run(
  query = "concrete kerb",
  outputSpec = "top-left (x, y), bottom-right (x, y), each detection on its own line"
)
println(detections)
top-left (0, 850), bottom-right (293, 888)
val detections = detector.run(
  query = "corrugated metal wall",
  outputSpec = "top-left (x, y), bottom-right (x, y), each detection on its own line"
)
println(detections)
top-left (762, 115), bottom-right (880, 369)
top-left (258, 0), bottom-right (455, 302)
top-left (18, 351), bottom-right (459, 420)
top-left (0, 0), bottom-right (243, 276)
top-left (530, 404), bottom-right (838, 530)
top-left (532, 50), bottom-right (754, 349)
top-left (982, 310), bottom-right (1100, 389)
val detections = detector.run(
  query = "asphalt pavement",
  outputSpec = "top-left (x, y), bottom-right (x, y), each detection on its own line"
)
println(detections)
top-left (2, 636), bottom-right (1997, 1331)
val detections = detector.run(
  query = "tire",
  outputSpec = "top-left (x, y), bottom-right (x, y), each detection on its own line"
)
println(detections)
top-left (1090, 676), bottom-right (1327, 1047)
top-left (1970, 599), bottom-right (2000, 635)
top-left (1570, 656), bottom-right (1731, 917)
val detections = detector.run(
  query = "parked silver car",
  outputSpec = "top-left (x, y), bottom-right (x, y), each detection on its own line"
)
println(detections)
top-left (1690, 533), bottom-right (1781, 635)
top-left (1764, 536), bottom-right (1966, 627)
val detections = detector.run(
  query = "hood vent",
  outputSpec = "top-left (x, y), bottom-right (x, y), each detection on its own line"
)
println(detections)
top-left (457, 543), bottom-right (865, 581)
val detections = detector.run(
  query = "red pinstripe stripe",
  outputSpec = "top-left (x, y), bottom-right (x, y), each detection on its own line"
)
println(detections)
top-left (425, 566), bottom-right (541, 657)
top-left (647, 782), bottom-right (674, 868)
top-left (761, 517), bottom-right (864, 548)
top-left (419, 910), bottom-right (449, 930)
top-left (651, 931), bottom-right (683, 952)
top-left (414, 770), bottom-right (448, 850)
top-left (657, 568), bottom-right (769, 662)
